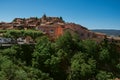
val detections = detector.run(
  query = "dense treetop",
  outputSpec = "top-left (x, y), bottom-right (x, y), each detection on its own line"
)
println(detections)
top-left (0, 31), bottom-right (120, 80)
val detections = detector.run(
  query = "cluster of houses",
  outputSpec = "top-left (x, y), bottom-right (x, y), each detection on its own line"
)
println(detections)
top-left (0, 14), bottom-right (120, 44)
top-left (0, 14), bottom-right (64, 30)
top-left (0, 36), bottom-right (34, 47)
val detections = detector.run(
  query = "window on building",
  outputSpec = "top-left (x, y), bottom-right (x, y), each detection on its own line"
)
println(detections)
top-left (88, 33), bottom-right (90, 37)
top-left (81, 33), bottom-right (84, 36)
top-left (50, 29), bottom-right (54, 33)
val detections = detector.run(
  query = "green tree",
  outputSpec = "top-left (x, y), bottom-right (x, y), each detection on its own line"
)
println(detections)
top-left (96, 71), bottom-right (113, 80)
top-left (59, 16), bottom-right (63, 21)
top-left (80, 40), bottom-right (99, 61)
top-left (0, 55), bottom-right (16, 80)
top-left (0, 48), bottom-right (53, 80)
top-left (56, 31), bottom-right (80, 58)
top-left (3, 30), bottom-right (43, 40)
top-left (69, 52), bottom-right (96, 80)
top-left (32, 36), bottom-right (53, 71)
top-left (99, 49), bottom-right (110, 61)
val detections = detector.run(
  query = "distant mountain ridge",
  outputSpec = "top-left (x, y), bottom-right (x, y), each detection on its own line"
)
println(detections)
top-left (92, 29), bottom-right (120, 36)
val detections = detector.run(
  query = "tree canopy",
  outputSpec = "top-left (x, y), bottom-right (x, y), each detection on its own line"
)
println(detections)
top-left (0, 31), bottom-right (120, 80)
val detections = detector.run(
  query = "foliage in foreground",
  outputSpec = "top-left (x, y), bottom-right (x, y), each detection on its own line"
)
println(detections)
top-left (0, 31), bottom-right (120, 80)
top-left (0, 30), bottom-right (43, 39)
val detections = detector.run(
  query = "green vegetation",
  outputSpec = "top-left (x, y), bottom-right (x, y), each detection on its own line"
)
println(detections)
top-left (0, 31), bottom-right (120, 80)
top-left (0, 30), bottom-right (43, 39)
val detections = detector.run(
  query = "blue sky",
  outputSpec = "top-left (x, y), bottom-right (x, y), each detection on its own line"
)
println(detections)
top-left (0, 0), bottom-right (120, 29)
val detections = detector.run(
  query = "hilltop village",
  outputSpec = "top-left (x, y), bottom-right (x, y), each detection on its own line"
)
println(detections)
top-left (1, 15), bottom-right (120, 80)
top-left (0, 14), bottom-right (120, 44)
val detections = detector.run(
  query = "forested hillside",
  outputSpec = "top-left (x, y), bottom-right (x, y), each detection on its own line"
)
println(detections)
top-left (0, 31), bottom-right (120, 80)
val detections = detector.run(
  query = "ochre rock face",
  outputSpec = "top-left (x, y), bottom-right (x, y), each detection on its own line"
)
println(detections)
top-left (55, 26), bottom-right (64, 38)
